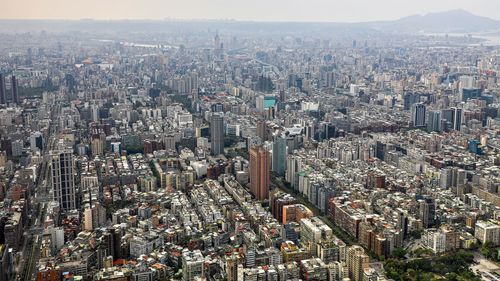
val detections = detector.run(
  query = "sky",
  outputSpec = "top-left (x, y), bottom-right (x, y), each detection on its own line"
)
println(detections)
top-left (2, 0), bottom-right (500, 22)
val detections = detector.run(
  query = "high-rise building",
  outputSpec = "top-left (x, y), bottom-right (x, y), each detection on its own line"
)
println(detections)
top-left (0, 74), bottom-right (6, 105)
top-left (10, 76), bottom-right (18, 105)
top-left (403, 92), bottom-right (420, 111)
top-left (50, 227), bottom-right (65, 254)
top-left (225, 252), bottom-right (240, 281)
top-left (30, 131), bottom-right (43, 151)
top-left (250, 146), bottom-right (270, 200)
top-left (256, 119), bottom-right (268, 141)
top-left (11, 140), bottom-right (23, 157)
top-left (347, 246), bottom-right (369, 281)
top-left (90, 104), bottom-right (100, 122)
top-left (210, 114), bottom-right (224, 156)
top-left (84, 203), bottom-right (106, 231)
top-left (50, 148), bottom-right (76, 211)
top-left (452, 107), bottom-right (463, 131)
top-left (272, 137), bottom-right (287, 176)
top-left (419, 197), bottom-right (435, 228)
top-left (427, 110), bottom-right (442, 132)
top-left (91, 136), bottom-right (104, 156)
top-left (460, 88), bottom-right (482, 102)
top-left (256, 95), bottom-right (276, 112)
top-left (411, 103), bottom-right (426, 127)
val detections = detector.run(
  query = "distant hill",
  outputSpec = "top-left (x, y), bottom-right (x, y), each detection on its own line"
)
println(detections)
top-left (369, 9), bottom-right (500, 33)
top-left (0, 10), bottom-right (499, 35)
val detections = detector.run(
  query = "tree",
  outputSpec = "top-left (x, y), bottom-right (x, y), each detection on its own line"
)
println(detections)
top-left (393, 247), bottom-right (407, 259)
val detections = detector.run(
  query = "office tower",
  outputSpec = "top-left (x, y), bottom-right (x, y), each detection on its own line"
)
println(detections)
top-left (10, 76), bottom-right (18, 105)
top-left (91, 136), bottom-right (104, 156)
top-left (396, 208), bottom-right (409, 239)
top-left (101, 227), bottom-right (123, 261)
top-left (452, 107), bottom-right (463, 131)
top-left (256, 120), bottom-right (268, 141)
top-left (214, 33), bottom-right (221, 50)
top-left (50, 148), bottom-right (76, 211)
top-left (0, 73), bottom-right (6, 105)
top-left (272, 137), bottom-right (287, 176)
top-left (411, 103), bottom-right (426, 127)
top-left (250, 146), bottom-right (270, 200)
top-left (214, 33), bottom-right (223, 60)
top-left (210, 114), bottom-right (224, 156)
top-left (427, 110), bottom-right (442, 132)
top-left (403, 92), bottom-right (420, 111)
top-left (30, 131), bottom-right (43, 151)
top-left (460, 88), bottom-right (482, 102)
top-left (419, 197), bottom-right (435, 228)
top-left (182, 249), bottom-right (204, 281)
top-left (347, 246), bottom-right (369, 281)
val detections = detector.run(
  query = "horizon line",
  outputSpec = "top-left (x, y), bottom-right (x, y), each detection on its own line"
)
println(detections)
top-left (0, 9), bottom-right (497, 24)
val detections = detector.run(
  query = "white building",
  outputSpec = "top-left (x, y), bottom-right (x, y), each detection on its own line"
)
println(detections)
top-left (422, 228), bottom-right (446, 253)
top-left (475, 220), bottom-right (500, 246)
top-left (182, 249), bottom-right (204, 281)
top-left (50, 226), bottom-right (65, 254)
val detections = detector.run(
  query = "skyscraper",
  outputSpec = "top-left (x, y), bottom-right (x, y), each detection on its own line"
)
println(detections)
top-left (250, 146), bottom-right (270, 200)
top-left (419, 197), bottom-right (435, 228)
top-left (427, 110), bottom-right (442, 132)
top-left (347, 246), bottom-right (369, 281)
top-left (411, 103), bottom-right (426, 127)
top-left (210, 113), bottom-right (224, 156)
top-left (256, 119), bottom-right (268, 141)
top-left (452, 107), bottom-right (463, 131)
top-left (50, 148), bottom-right (76, 211)
top-left (10, 75), bottom-right (18, 105)
top-left (0, 73), bottom-right (6, 105)
top-left (272, 137), bottom-right (287, 176)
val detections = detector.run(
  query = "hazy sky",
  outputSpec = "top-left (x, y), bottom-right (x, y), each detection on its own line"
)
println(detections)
top-left (2, 0), bottom-right (500, 22)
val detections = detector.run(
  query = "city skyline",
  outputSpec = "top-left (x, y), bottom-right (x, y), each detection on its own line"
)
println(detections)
top-left (2, 0), bottom-right (500, 22)
top-left (1, 1), bottom-right (500, 280)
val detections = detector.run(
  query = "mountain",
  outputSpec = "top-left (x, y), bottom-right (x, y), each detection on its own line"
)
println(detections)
top-left (370, 9), bottom-right (500, 33)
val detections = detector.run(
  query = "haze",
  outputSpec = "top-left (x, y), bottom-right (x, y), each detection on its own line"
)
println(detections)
top-left (2, 0), bottom-right (500, 22)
